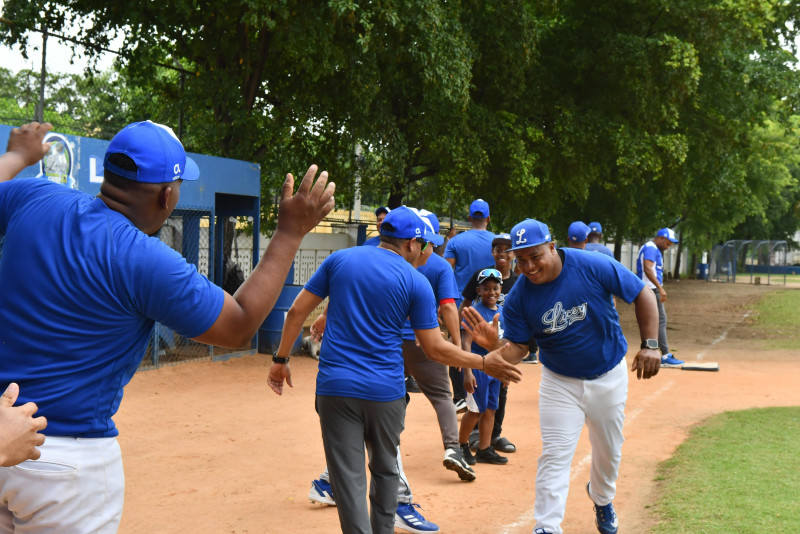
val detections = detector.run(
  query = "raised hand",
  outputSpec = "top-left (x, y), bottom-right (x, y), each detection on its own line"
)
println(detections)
top-left (462, 308), bottom-right (500, 351)
top-left (275, 165), bottom-right (335, 239)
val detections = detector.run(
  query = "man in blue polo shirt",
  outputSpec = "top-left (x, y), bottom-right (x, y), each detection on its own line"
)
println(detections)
top-left (363, 206), bottom-right (390, 246)
top-left (444, 198), bottom-right (495, 292)
top-left (0, 121), bottom-right (335, 532)
top-left (463, 218), bottom-right (661, 534)
top-left (268, 206), bottom-right (521, 534)
top-left (585, 222), bottom-right (615, 258)
top-left (636, 228), bottom-right (684, 368)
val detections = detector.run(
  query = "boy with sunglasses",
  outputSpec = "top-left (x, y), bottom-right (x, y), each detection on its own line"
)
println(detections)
top-left (458, 268), bottom-right (509, 466)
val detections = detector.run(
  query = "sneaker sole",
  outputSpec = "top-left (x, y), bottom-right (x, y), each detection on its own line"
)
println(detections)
top-left (309, 494), bottom-right (336, 506)
top-left (443, 458), bottom-right (477, 482)
top-left (660, 362), bottom-right (684, 368)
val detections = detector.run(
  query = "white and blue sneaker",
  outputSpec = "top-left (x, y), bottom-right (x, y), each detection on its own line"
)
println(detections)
top-left (586, 482), bottom-right (618, 534)
top-left (660, 353), bottom-right (685, 368)
top-left (395, 502), bottom-right (440, 533)
top-left (308, 479), bottom-right (336, 506)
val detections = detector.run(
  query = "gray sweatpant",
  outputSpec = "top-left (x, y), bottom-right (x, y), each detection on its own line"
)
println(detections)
top-left (316, 395), bottom-right (406, 534)
top-left (653, 288), bottom-right (670, 355)
top-left (402, 339), bottom-right (459, 450)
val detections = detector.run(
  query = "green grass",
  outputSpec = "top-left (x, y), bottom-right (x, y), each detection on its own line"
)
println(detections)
top-left (652, 407), bottom-right (800, 533)
top-left (750, 290), bottom-right (800, 350)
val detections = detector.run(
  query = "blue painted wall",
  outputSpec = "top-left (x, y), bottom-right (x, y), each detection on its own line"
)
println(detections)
top-left (0, 124), bottom-right (261, 209)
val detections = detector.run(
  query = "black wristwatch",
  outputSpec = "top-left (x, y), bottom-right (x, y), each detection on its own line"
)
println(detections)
top-left (272, 351), bottom-right (290, 364)
top-left (640, 339), bottom-right (659, 350)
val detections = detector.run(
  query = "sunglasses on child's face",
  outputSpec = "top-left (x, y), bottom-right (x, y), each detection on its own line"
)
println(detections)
top-left (415, 237), bottom-right (428, 251)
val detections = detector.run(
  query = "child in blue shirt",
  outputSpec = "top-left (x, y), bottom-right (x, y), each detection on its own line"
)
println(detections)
top-left (458, 269), bottom-right (509, 465)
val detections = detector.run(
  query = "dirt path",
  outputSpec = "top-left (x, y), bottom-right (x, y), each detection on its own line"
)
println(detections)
top-left (115, 280), bottom-right (800, 533)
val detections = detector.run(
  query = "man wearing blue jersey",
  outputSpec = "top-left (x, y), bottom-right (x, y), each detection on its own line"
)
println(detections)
top-left (363, 206), bottom-right (390, 246)
top-left (0, 121), bottom-right (335, 532)
top-left (585, 222), bottom-right (614, 258)
top-left (444, 198), bottom-right (494, 292)
top-left (268, 206), bottom-right (521, 534)
top-left (567, 221), bottom-right (589, 249)
top-left (636, 228), bottom-right (684, 368)
top-left (463, 219), bottom-right (661, 534)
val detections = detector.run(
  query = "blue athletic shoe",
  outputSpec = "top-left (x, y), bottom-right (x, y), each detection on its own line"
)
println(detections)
top-left (395, 502), bottom-right (440, 533)
top-left (308, 479), bottom-right (336, 506)
top-left (587, 482), bottom-right (618, 534)
top-left (660, 353), bottom-right (685, 368)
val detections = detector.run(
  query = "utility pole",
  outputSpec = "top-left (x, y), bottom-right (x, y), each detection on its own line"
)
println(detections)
top-left (35, 28), bottom-right (48, 123)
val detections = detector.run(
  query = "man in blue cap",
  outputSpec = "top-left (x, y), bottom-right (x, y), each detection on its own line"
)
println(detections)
top-left (364, 206), bottom-right (391, 246)
top-left (0, 121), bottom-right (335, 532)
top-left (566, 221), bottom-right (590, 249)
top-left (586, 222), bottom-right (614, 258)
top-left (462, 218), bottom-right (662, 534)
top-left (444, 198), bottom-right (495, 292)
top-left (268, 206), bottom-right (521, 534)
top-left (636, 228), bottom-right (684, 367)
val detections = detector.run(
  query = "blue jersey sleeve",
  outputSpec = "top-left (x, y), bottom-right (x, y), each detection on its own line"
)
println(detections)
top-left (443, 238), bottom-right (457, 260)
top-left (305, 252), bottom-right (335, 299)
top-left (499, 281), bottom-right (530, 344)
top-left (408, 271), bottom-right (439, 330)
top-left (592, 252), bottom-right (645, 304)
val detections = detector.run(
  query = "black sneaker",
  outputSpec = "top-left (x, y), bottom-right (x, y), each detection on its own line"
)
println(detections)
top-left (405, 375), bottom-right (421, 393)
top-left (521, 352), bottom-right (539, 364)
top-left (443, 447), bottom-right (476, 481)
top-left (460, 443), bottom-right (476, 466)
top-left (475, 445), bottom-right (508, 465)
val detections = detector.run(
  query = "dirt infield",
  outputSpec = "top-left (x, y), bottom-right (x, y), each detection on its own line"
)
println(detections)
top-left (115, 280), bottom-right (800, 533)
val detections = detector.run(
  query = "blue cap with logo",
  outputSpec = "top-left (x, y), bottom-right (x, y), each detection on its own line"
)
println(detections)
top-left (469, 199), bottom-right (490, 218)
top-left (568, 221), bottom-right (589, 242)
top-left (381, 206), bottom-right (427, 240)
top-left (657, 227), bottom-right (679, 243)
top-left (588, 222), bottom-right (603, 234)
top-left (417, 209), bottom-right (445, 246)
top-left (375, 206), bottom-right (391, 216)
top-left (492, 233), bottom-right (512, 247)
top-left (103, 121), bottom-right (200, 183)
top-left (510, 219), bottom-right (551, 251)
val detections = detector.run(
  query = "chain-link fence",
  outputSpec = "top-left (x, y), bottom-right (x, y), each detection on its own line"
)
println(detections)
top-left (707, 239), bottom-right (791, 285)
top-left (140, 209), bottom-right (257, 369)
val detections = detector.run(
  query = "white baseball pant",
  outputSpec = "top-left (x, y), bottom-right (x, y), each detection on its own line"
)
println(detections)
top-left (0, 436), bottom-right (124, 533)
top-left (533, 358), bottom-right (628, 534)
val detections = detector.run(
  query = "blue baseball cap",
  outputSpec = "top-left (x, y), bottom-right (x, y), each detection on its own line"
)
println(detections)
top-left (510, 219), bottom-right (551, 251)
top-left (657, 227), bottom-right (679, 243)
top-left (417, 209), bottom-right (445, 246)
top-left (104, 121), bottom-right (199, 183)
top-left (469, 199), bottom-right (490, 218)
top-left (588, 222), bottom-right (603, 234)
top-left (381, 206), bottom-right (427, 240)
top-left (375, 206), bottom-right (391, 216)
top-left (568, 221), bottom-right (589, 242)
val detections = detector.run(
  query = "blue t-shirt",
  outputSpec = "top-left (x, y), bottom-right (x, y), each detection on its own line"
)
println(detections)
top-left (0, 179), bottom-right (224, 437)
top-left (586, 242), bottom-right (614, 258)
top-left (402, 253), bottom-right (460, 340)
top-left (502, 248), bottom-right (645, 379)
top-left (470, 300), bottom-right (501, 357)
top-left (305, 246), bottom-right (438, 401)
top-left (443, 229), bottom-right (494, 291)
top-left (363, 235), bottom-right (381, 246)
top-left (635, 241), bottom-right (662, 288)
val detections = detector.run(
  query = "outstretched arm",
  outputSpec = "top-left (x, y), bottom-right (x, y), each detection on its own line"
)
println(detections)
top-left (0, 383), bottom-right (47, 467)
top-left (0, 122), bottom-right (53, 183)
top-left (631, 286), bottom-right (661, 380)
top-left (267, 289), bottom-right (324, 395)
top-left (193, 166), bottom-right (335, 348)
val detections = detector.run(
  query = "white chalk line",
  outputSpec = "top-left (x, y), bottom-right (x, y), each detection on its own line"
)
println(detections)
top-left (695, 310), bottom-right (751, 360)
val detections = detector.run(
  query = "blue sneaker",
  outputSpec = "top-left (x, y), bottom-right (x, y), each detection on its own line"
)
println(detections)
top-left (587, 482), bottom-right (618, 534)
top-left (395, 502), bottom-right (440, 533)
top-left (660, 353), bottom-right (685, 368)
top-left (308, 479), bottom-right (336, 506)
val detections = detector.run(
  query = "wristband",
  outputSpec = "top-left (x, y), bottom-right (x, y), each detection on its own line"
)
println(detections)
top-left (272, 351), bottom-right (290, 364)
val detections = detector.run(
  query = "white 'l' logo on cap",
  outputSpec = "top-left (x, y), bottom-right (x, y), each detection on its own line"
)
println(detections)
top-left (516, 228), bottom-right (527, 244)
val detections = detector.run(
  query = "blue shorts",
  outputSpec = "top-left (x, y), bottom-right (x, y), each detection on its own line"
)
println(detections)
top-left (471, 370), bottom-right (500, 413)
